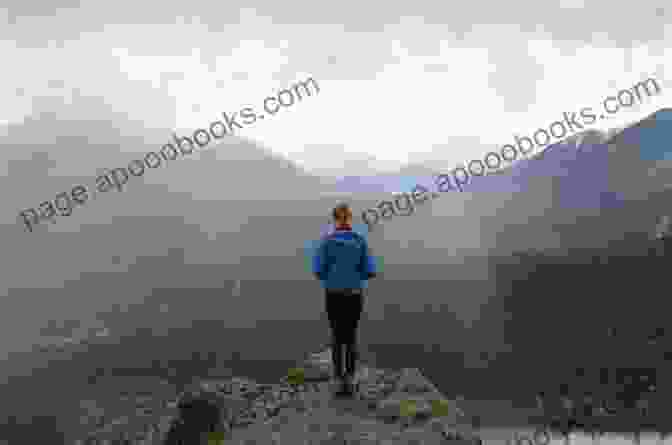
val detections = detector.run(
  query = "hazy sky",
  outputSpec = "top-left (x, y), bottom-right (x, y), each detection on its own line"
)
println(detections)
top-left (1, 0), bottom-right (670, 174)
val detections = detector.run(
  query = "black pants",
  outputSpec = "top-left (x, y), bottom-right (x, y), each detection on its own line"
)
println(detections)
top-left (325, 290), bottom-right (363, 379)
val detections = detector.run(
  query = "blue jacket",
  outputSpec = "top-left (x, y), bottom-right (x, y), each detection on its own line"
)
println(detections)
top-left (312, 229), bottom-right (377, 290)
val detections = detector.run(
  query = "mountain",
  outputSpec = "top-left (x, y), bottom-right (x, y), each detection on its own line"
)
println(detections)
top-left (308, 108), bottom-right (672, 265)
top-left (465, 128), bottom-right (621, 207)
top-left (460, 109), bottom-right (672, 408)
top-left (1, 107), bottom-right (327, 212)
top-left (3, 92), bottom-right (672, 445)
top-left (437, 108), bottom-right (672, 255)
top-left (325, 163), bottom-right (439, 194)
top-left (612, 108), bottom-right (672, 162)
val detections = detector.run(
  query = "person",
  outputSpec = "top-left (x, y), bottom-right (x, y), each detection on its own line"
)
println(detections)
top-left (312, 202), bottom-right (377, 396)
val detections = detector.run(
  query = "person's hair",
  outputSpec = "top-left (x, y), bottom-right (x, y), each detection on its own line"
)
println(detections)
top-left (332, 203), bottom-right (352, 222)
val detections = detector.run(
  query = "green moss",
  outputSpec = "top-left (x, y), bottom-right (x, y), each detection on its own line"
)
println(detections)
top-left (399, 399), bottom-right (417, 418)
top-left (207, 431), bottom-right (227, 445)
top-left (287, 367), bottom-right (306, 385)
top-left (430, 398), bottom-right (451, 417)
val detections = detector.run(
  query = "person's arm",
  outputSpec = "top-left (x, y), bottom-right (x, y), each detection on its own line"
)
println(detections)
top-left (312, 238), bottom-right (329, 281)
top-left (360, 238), bottom-right (377, 280)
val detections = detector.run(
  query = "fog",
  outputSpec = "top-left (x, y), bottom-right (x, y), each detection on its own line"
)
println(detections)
top-left (1, 1), bottom-right (672, 442)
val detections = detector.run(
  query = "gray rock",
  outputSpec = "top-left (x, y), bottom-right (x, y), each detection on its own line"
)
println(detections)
top-left (232, 408), bottom-right (257, 427)
top-left (297, 348), bottom-right (336, 382)
top-left (265, 403), bottom-right (281, 418)
top-left (172, 391), bottom-right (233, 435)
top-left (287, 396), bottom-right (309, 413)
top-left (396, 368), bottom-right (437, 394)
top-left (376, 394), bottom-right (436, 424)
top-left (440, 424), bottom-right (483, 445)
top-left (301, 362), bottom-right (332, 382)
top-left (257, 383), bottom-right (275, 392)
top-left (78, 347), bottom-right (488, 445)
top-left (376, 396), bottom-right (403, 421)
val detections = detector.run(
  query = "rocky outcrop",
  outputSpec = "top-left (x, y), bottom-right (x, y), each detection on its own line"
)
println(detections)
top-left (78, 348), bottom-right (483, 444)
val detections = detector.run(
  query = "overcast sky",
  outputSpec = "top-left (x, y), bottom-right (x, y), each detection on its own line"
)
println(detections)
top-left (1, 0), bottom-right (670, 174)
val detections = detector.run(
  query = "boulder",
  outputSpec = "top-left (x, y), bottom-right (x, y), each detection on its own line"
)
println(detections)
top-left (173, 390), bottom-right (235, 431)
top-left (160, 393), bottom-right (232, 445)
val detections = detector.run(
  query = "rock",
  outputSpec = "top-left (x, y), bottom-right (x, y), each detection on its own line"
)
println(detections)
top-left (76, 347), bottom-right (487, 445)
top-left (439, 423), bottom-right (482, 445)
top-left (168, 391), bottom-right (233, 440)
top-left (374, 388), bottom-right (471, 436)
top-left (265, 403), bottom-right (281, 418)
top-left (430, 398), bottom-right (466, 422)
top-left (154, 414), bottom-right (176, 442)
top-left (163, 419), bottom-right (226, 445)
top-left (87, 416), bottom-right (139, 445)
top-left (376, 394), bottom-right (436, 424)
top-left (299, 348), bottom-right (335, 382)
top-left (376, 394), bottom-right (404, 421)
top-left (136, 406), bottom-right (154, 416)
top-left (230, 376), bottom-right (259, 394)
top-left (396, 368), bottom-right (438, 394)
top-left (257, 383), bottom-right (275, 393)
top-left (308, 348), bottom-right (332, 364)
top-left (283, 367), bottom-right (307, 386)
top-left (276, 386), bottom-right (297, 402)
top-left (287, 395), bottom-right (309, 413)
top-left (296, 361), bottom-right (331, 382)
top-left (232, 411), bottom-right (256, 427)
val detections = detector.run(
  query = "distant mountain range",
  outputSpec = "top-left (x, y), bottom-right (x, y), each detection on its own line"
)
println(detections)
top-left (2, 105), bottom-right (671, 349)
top-left (2, 100), bottom-right (672, 445)
top-left (327, 109), bottom-right (672, 209)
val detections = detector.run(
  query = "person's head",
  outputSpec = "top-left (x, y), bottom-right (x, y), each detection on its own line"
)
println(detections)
top-left (332, 203), bottom-right (353, 228)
